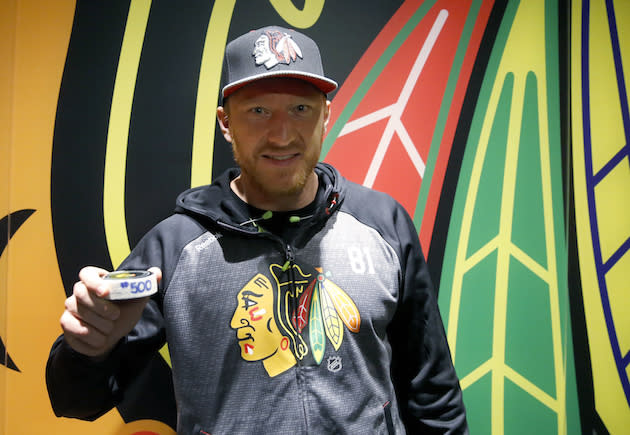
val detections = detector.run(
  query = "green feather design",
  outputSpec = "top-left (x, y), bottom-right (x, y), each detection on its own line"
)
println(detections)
top-left (320, 285), bottom-right (343, 350)
top-left (309, 285), bottom-right (325, 364)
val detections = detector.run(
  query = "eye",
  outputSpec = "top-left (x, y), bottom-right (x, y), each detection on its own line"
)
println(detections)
top-left (241, 295), bottom-right (257, 310)
top-left (293, 104), bottom-right (312, 116)
top-left (247, 106), bottom-right (269, 117)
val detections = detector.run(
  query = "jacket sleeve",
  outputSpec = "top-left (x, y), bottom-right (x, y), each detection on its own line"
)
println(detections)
top-left (387, 207), bottom-right (469, 434)
top-left (45, 213), bottom-right (200, 420)
top-left (45, 300), bottom-right (166, 419)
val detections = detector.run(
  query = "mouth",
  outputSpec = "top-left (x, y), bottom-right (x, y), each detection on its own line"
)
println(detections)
top-left (237, 332), bottom-right (253, 341)
top-left (263, 153), bottom-right (300, 163)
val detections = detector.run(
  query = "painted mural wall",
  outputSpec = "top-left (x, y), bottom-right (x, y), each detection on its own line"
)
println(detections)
top-left (1, 0), bottom-right (628, 434)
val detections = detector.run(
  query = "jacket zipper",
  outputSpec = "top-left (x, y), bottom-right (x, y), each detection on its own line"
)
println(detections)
top-left (284, 243), bottom-right (310, 433)
top-left (284, 244), bottom-right (297, 366)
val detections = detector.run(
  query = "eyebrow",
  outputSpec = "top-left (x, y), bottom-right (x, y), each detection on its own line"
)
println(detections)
top-left (242, 290), bottom-right (264, 298)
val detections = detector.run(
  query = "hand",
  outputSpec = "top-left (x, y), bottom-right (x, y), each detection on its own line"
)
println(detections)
top-left (60, 266), bottom-right (162, 359)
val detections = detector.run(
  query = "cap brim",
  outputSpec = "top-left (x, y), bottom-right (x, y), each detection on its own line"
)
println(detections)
top-left (222, 71), bottom-right (338, 99)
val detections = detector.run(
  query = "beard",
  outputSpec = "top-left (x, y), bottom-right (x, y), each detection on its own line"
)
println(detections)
top-left (232, 141), bottom-right (319, 198)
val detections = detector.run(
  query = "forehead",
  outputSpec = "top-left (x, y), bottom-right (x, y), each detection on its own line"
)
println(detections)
top-left (227, 77), bottom-right (325, 104)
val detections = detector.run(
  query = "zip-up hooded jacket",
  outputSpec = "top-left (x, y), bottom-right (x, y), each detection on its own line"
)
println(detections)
top-left (46, 163), bottom-right (467, 434)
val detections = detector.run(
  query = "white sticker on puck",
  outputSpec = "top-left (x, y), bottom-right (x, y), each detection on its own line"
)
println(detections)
top-left (103, 270), bottom-right (157, 300)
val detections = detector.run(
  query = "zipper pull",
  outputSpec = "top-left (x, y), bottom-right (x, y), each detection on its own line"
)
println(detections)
top-left (282, 244), bottom-right (294, 271)
top-left (325, 192), bottom-right (339, 215)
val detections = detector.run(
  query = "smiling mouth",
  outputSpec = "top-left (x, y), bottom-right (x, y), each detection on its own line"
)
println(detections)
top-left (264, 153), bottom-right (299, 161)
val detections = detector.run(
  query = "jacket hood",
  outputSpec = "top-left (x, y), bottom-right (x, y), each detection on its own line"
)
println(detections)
top-left (174, 162), bottom-right (343, 231)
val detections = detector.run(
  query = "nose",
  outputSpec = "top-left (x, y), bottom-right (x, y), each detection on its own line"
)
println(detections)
top-left (230, 306), bottom-right (242, 329)
top-left (266, 113), bottom-right (294, 147)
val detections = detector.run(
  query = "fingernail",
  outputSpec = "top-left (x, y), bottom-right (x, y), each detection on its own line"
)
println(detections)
top-left (97, 284), bottom-right (109, 297)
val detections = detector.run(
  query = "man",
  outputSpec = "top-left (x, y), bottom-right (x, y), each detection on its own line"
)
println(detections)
top-left (46, 25), bottom-right (468, 434)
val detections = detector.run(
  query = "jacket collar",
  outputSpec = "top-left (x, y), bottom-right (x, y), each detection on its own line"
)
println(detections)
top-left (174, 162), bottom-right (343, 232)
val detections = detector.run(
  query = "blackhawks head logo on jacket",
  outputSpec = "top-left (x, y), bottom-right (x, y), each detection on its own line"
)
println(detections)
top-left (230, 261), bottom-right (361, 377)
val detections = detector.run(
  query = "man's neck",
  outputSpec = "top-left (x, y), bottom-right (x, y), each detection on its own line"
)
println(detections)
top-left (230, 172), bottom-right (319, 211)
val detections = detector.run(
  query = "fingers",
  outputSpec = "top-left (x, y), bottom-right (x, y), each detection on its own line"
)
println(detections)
top-left (62, 289), bottom-right (119, 355)
top-left (61, 266), bottom-right (119, 356)
top-left (61, 265), bottom-right (161, 358)
top-left (60, 309), bottom-right (110, 357)
top-left (64, 289), bottom-right (116, 334)
top-left (71, 279), bottom-right (120, 321)
top-left (78, 266), bottom-right (111, 298)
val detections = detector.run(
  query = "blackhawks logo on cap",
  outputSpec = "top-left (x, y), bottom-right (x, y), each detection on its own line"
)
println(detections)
top-left (253, 30), bottom-right (303, 69)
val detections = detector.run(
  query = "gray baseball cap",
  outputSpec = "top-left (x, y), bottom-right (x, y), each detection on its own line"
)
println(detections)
top-left (221, 25), bottom-right (338, 99)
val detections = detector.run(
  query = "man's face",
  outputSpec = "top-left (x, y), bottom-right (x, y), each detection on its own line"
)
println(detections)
top-left (217, 78), bottom-right (330, 202)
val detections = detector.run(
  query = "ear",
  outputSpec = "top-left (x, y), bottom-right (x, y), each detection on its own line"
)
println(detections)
top-left (323, 100), bottom-right (331, 128)
top-left (216, 106), bottom-right (233, 143)
top-left (321, 100), bottom-right (331, 137)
